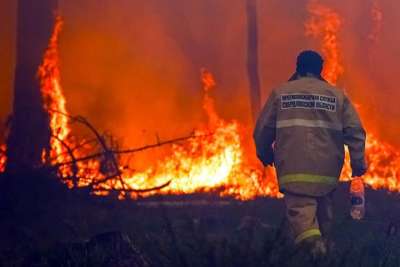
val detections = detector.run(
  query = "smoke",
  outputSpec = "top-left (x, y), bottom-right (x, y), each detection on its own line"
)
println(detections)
top-left (0, 0), bottom-right (399, 148)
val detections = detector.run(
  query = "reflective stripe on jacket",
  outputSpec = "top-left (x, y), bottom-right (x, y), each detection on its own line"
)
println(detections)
top-left (253, 77), bottom-right (367, 195)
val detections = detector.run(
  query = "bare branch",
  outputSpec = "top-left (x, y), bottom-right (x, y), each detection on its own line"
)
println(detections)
top-left (50, 133), bottom-right (209, 169)
top-left (95, 179), bottom-right (172, 194)
top-left (50, 134), bottom-right (79, 187)
top-left (42, 109), bottom-right (213, 195)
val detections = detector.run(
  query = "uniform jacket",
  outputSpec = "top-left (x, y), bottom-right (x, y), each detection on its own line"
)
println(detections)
top-left (254, 76), bottom-right (367, 196)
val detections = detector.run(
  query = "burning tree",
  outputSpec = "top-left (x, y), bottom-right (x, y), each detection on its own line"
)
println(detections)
top-left (6, 0), bottom-right (58, 173)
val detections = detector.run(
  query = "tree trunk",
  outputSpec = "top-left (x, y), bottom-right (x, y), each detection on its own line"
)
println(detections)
top-left (246, 0), bottom-right (262, 123)
top-left (6, 0), bottom-right (58, 173)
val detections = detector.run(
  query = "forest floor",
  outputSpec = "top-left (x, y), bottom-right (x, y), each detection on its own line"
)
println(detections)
top-left (1, 172), bottom-right (400, 267)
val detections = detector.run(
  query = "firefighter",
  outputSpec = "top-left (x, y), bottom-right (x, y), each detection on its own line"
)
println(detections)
top-left (253, 50), bottom-right (367, 256)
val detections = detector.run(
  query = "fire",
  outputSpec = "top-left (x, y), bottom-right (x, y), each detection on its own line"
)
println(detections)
top-left (37, 16), bottom-right (104, 187)
top-left (0, 144), bottom-right (6, 173)
top-left (305, 1), bottom-right (400, 189)
top-left (38, 16), bottom-right (71, 176)
top-left (0, 19), bottom-right (274, 200)
top-left (33, 16), bottom-right (281, 200)
top-left (369, 0), bottom-right (383, 43)
top-left (102, 69), bottom-right (280, 200)
top-left (0, 7), bottom-right (398, 200)
top-left (305, 0), bottom-right (344, 85)
top-left (363, 136), bottom-right (400, 190)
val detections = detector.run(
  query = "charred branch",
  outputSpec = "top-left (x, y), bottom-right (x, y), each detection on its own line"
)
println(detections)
top-left (51, 135), bottom-right (79, 187)
top-left (49, 132), bottom-right (206, 169)
top-left (39, 110), bottom-right (209, 195)
top-left (48, 137), bottom-right (98, 162)
top-left (73, 115), bottom-right (128, 191)
top-left (94, 179), bottom-right (172, 194)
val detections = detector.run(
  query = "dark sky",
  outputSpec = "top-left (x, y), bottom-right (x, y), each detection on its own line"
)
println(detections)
top-left (0, 0), bottom-right (399, 147)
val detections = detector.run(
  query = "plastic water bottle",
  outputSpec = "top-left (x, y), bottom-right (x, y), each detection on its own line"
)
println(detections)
top-left (350, 177), bottom-right (365, 220)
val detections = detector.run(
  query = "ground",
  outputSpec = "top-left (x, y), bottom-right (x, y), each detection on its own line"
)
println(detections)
top-left (0, 172), bottom-right (400, 266)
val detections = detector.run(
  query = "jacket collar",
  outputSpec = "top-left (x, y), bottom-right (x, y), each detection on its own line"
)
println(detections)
top-left (288, 72), bottom-right (327, 83)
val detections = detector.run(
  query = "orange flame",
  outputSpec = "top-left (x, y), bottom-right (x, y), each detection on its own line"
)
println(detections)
top-left (37, 16), bottom-right (104, 186)
top-left (106, 69), bottom-right (280, 200)
top-left (368, 0), bottom-right (383, 43)
top-left (0, 144), bottom-right (6, 173)
top-left (363, 136), bottom-right (400, 190)
top-left (34, 17), bottom-right (280, 200)
top-left (305, 1), bottom-right (400, 189)
top-left (0, 10), bottom-right (398, 201)
top-left (38, 16), bottom-right (71, 174)
top-left (305, 0), bottom-right (344, 85)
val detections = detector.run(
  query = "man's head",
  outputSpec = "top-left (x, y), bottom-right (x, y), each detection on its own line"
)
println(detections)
top-left (296, 50), bottom-right (324, 77)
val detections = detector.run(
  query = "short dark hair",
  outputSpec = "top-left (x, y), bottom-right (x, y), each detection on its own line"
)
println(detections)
top-left (296, 50), bottom-right (324, 76)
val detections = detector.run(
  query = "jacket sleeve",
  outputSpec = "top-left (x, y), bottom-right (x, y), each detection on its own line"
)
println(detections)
top-left (253, 90), bottom-right (277, 166)
top-left (342, 95), bottom-right (367, 176)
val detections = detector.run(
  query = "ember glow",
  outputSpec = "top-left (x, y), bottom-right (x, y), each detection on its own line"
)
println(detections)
top-left (0, 144), bottom-right (6, 173)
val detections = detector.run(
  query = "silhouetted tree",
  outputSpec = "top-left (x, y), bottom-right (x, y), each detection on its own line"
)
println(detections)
top-left (246, 0), bottom-right (262, 123)
top-left (6, 0), bottom-right (58, 173)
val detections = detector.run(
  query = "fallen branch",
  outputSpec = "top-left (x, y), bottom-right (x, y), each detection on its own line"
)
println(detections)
top-left (50, 133), bottom-right (209, 169)
top-left (0, 109), bottom-right (203, 195)
top-left (94, 179), bottom-right (172, 194)
top-left (51, 135), bottom-right (79, 187)
top-left (46, 109), bottom-right (210, 164)
top-left (42, 109), bottom-right (212, 195)
top-left (55, 133), bottom-right (204, 190)
top-left (48, 138), bottom-right (98, 162)
top-left (114, 133), bottom-right (206, 155)
top-left (73, 115), bottom-right (127, 191)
